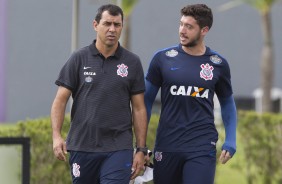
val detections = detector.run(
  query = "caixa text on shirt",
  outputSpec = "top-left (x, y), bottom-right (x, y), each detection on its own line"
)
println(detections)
top-left (170, 85), bottom-right (209, 99)
top-left (84, 72), bottom-right (96, 76)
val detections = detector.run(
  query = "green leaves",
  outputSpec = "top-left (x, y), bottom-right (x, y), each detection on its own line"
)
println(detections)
top-left (0, 116), bottom-right (71, 184)
top-left (219, 0), bottom-right (280, 13)
top-left (121, 0), bottom-right (139, 16)
top-left (243, 0), bottom-right (277, 13)
top-left (238, 111), bottom-right (282, 183)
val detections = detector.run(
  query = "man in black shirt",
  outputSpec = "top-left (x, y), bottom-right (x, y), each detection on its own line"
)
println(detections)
top-left (51, 4), bottom-right (148, 184)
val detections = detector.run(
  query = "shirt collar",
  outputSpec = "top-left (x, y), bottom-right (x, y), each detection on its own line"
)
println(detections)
top-left (89, 39), bottom-right (122, 59)
top-left (178, 44), bottom-right (212, 56)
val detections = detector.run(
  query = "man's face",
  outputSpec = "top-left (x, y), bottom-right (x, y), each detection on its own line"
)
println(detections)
top-left (93, 11), bottom-right (123, 47)
top-left (179, 15), bottom-right (205, 47)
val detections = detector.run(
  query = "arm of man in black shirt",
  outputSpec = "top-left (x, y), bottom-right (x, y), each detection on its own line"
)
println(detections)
top-left (130, 93), bottom-right (148, 179)
top-left (51, 86), bottom-right (71, 162)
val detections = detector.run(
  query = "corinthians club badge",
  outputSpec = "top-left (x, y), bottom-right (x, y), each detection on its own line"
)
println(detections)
top-left (117, 63), bottom-right (128, 77)
top-left (200, 63), bottom-right (214, 81)
top-left (155, 151), bottom-right (162, 162)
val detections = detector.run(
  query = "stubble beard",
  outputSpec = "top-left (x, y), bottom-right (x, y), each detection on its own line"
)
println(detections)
top-left (181, 32), bottom-right (201, 48)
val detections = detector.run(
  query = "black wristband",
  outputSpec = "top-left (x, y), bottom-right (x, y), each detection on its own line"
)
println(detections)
top-left (136, 147), bottom-right (148, 156)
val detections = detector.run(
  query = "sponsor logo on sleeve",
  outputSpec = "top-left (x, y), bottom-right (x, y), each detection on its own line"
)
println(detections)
top-left (210, 55), bottom-right (222, 64)
top-left (165, 49), bottom-right (178, 57)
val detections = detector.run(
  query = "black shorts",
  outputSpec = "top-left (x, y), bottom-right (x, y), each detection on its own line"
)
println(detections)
top-left (69, 150), bottom-right (133, 184)
top-left (153, 148), bottom-right (217, 184)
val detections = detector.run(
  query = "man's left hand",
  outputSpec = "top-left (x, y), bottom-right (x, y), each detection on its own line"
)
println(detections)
top-left (219, 150), bottom-right (232, 164)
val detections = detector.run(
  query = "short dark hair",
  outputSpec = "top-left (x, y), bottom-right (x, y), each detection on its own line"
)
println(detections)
top-left (181, 4), bottom-right (213, 29)
top-left (95, 4), bottom-right (124, 23)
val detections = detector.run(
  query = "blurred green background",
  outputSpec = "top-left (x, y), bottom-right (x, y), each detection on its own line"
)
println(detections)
top-left (0, 145), bottom-right (21, 184)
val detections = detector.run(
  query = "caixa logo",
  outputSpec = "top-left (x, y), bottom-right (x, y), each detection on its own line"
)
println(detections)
top-left (84, 71), bottom-right (96, 76)
top-left (170, 85), bottom-right (209, 99)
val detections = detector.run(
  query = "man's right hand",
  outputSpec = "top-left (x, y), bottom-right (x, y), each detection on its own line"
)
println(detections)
top-left (52, 136), bottom-right (67, 161)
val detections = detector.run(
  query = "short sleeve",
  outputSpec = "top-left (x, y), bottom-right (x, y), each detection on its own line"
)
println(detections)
top-left (55, 52), bottom-right (80, 92)
top-left (130, 57), bottom-right (145, 95)
top-left (215, 59), bottom-right (233, 98)
top-left (146, 52), bottom-right (163, 87)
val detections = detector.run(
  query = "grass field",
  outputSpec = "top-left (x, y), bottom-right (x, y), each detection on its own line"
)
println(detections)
top-left (215, 161), bottom-right (247, 184)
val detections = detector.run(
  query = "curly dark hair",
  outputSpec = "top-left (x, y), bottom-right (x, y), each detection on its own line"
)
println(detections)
top-left (181, 4), bottom-right (213, 29)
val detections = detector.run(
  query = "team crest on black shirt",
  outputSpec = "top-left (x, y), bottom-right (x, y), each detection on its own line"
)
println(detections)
top-left (200, 63), bottom-right (214, 81)
top-left (117, 63), bottom-right (128, 77)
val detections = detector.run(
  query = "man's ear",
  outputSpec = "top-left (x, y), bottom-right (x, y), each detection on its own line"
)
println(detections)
top-left (93, 20), bottom-right (98, 31)
top-left (201, 26), bottom-right (209, 36)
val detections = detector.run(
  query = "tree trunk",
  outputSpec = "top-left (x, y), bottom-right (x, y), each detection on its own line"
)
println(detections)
top-left (122, 15), bottom-right (131, 49)
top-left (260, 11), bottom-right (274, 112)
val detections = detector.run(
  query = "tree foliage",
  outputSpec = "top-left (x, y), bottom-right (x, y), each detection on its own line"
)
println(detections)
top-left (238, 111), bottom-right (282, 184)
top-left (0, 116), bottom-right (71, 184)
top-left (241, 0), bottom-right (277, 12)
top-left (121, 0), bottom-right (139, 16)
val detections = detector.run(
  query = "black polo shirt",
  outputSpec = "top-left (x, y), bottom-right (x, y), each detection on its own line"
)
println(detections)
top-left (55, 40), bottom-right (145, 152)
